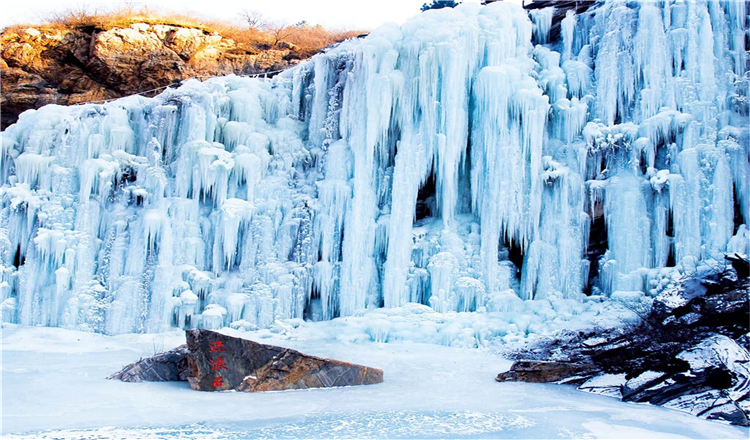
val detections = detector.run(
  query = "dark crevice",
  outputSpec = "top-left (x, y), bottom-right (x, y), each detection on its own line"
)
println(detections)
top-left (115, 165), bottom-right (138, 191)
top-left (585, 202), bottom-right (608, 295)
top-left (303, 282), bottom-right (321, 321)
top-left (666, 211), bottom-right (674, 237)
top-left (638, 151), bottom-right (648, 175)
top-left (505, 237), bottom-right (525, 280)
top-left (13, 245), bottom-right (24, 268)
top-left (666, 245), bottom-right (676, 268)
top-left (733, 183), bottom-right (744, 234)
top-left (666, 209), bottom-right (676, 267)
top-left (415, 172), bottom-right (437, 222)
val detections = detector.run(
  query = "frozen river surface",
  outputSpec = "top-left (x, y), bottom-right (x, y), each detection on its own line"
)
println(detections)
top-left (2, 324), bottom-right (748, 439)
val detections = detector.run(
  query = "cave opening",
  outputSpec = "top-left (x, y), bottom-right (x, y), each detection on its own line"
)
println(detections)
top-left (415, 172), bottom-right (437, 222)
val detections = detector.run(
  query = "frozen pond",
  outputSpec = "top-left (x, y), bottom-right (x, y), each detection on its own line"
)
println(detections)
top-left (2, 325), bottom-right (748, 439)
top-left (1, 410), bottom-right (721, 439)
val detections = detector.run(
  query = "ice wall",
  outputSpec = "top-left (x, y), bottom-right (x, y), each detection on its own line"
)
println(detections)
top-left (1, 1), bottom-right (748, 334)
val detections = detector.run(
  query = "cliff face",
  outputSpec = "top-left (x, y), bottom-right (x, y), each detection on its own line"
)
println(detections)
top-left (1, 23), bottom-right (307, 129)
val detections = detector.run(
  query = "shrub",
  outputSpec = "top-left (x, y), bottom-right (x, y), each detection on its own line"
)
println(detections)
top-left (5, 4), bottom-right (364, 55)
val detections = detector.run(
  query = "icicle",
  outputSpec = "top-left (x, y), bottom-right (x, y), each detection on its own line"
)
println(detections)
top-left (530, 8), bottom-right (554, 44)
top-left (594, 4), bottom-right (636, 125)
top-left (472, 63), bottom-right (549, 293)
top-left (633, 4), bottom-right (674, 120)
top-left (427, 252), bottom-right (459, 313)
top-left (602, 173), bottom-right (652, 293)
top-left (216, 199), bottom-right (253, 271)
top-left (14, 153), bottom-right (55, 189)
top-left (561, 10), bottom-right (577, 61)
top-left (563, 60), bottom-right (592, 99)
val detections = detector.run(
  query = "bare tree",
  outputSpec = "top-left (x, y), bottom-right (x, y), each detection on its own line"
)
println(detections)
top-left (265, 21), bottom-right (294, 46)
top-left (238, 10), bottom-right (265, 30)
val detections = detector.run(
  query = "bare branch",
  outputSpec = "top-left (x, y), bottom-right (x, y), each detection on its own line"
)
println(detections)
top-left (238, 10), bottom-right (265, 30)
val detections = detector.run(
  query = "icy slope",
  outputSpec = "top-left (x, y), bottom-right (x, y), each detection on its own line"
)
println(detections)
top-left (1, 1), bottom-right (748, 334)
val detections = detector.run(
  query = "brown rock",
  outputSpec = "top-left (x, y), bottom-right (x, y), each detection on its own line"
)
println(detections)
top-left (186, 329), bottom-right (383, 392)
top-left (496, 361), bottom-right (600, 383)
top-left (0, 23), bottom-right (304, 129)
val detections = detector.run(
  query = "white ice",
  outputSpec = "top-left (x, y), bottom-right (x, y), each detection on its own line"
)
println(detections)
top-left (2, 324), bottom-right (749, 439)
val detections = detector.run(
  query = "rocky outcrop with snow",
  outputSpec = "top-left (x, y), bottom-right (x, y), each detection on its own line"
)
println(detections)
top-left (497, 263), bottom-right (750, 425)
top-left (108, 344), bottom-right (190, 382)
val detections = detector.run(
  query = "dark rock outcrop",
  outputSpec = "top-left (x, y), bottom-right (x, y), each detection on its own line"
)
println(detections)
top-left (497, 265), bottom-right (750, 426)
top-left (108, 345), bottom-right (190, 382)
top-left (726, 253), bottom-right (750, 279)
top-left (186, 329), bottom-right (384, 392)
top-left (523, 1), bottom-right (599, 45)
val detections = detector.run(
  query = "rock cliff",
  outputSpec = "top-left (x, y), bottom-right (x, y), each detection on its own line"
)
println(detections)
top-left (1, 22), bottom-right (319, 129)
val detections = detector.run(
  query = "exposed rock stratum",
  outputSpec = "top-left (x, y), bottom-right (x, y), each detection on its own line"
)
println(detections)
top-left (1, 23), bottom-right (306, 128)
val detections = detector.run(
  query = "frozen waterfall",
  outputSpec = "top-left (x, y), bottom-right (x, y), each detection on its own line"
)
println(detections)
top-left (1, 1), bottom-right (748, 334)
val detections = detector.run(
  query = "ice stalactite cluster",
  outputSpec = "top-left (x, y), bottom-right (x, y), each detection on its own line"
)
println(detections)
top-left (1, 1), bottom-right (748, 334)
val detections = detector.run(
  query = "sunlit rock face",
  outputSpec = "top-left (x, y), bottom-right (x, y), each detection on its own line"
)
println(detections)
top-left (0, 22), bottom-right (307, 129)
top-left (1, 1), bottom-right (747, 334)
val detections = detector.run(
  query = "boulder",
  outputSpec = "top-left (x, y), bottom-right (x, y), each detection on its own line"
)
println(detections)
top-left (496, 361), bottom-right (600, 384)
top-left (186, 329), bottom-right (384, 392)
top-left (108, 345), bottom-right (190, 382)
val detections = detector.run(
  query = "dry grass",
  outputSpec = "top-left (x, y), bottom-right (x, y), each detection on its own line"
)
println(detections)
top-left (47, 5), bottom-right (218, 32)
top-left (4, 4), bottom-right (365, 53)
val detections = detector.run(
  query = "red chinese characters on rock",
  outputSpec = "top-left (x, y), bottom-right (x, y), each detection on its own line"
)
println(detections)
top-left (209, 340), bottom-right (229, 389)
top-left (210, 357), bottom-right (229, 372)
top-left (210, 340), bottom-right (228, 353)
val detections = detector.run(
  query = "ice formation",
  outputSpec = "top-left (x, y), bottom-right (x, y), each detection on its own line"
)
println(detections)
top-left (1, 1), bottom-right (748, 334)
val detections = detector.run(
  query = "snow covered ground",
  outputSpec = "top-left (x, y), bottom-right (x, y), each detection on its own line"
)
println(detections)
top-left (3, 322), bottom-right (749, 439)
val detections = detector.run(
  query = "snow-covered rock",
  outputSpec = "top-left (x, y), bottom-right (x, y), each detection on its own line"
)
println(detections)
top-left (108, 345), bottom-right (190, 382)
top-left (498, 267), bottom-right (750, 425)
top-left (578, 373), bottom-right (626, 398)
